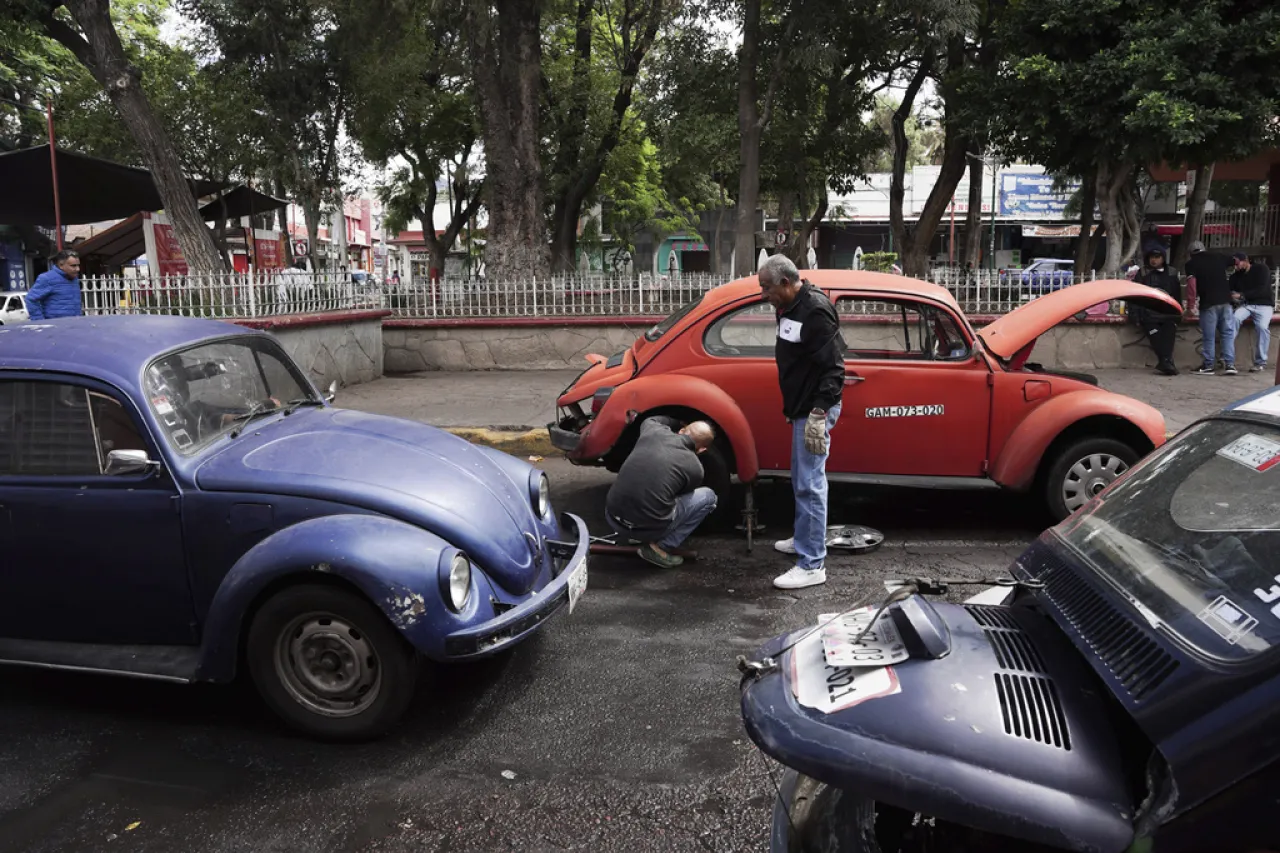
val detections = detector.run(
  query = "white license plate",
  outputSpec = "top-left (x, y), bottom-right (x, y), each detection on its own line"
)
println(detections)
top-left (566, 557), bottom-right (588, 613)
top-left (1218, 434), bottom-right (1280, 472)
top-left (818, 607), bottom-right (910, 667)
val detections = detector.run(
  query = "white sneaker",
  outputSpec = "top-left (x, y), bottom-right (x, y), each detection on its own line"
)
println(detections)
top-left (773, 566), bottom-right (827, 590)
top-left (774, 537), bottom-right (797, 554)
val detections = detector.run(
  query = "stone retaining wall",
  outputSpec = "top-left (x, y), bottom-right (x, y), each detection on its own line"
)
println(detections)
top-left (238, 309), bottom-right (389, 389)
top-left (383, 316), bottom-right (1280, 373)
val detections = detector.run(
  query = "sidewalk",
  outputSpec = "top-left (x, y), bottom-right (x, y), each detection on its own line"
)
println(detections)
top-left (337, 367), bottom-right (1275, 453)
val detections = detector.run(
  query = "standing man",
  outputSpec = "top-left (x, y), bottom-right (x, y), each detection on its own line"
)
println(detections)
top-left (1230, 253), bottom-right (1274, 372)
top-left (1134, 246), bottom-right (1182, 376)
top-left (1185, 240), bottom-right (1236, 375)
top-left (605, 413), bottom-right (718, 568)
top-left (26, 250), bottom-right (83, 321)
top-left (758, 254), bottom-right (846, 590)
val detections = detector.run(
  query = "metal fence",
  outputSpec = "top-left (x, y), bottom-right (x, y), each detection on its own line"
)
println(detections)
top-left (1201, 205), bottom-right (1280, 249)
top-left (71, 266), bottom-right (1280, 323)
top-left (80, 272), bottom-right (382, 319)
top-left (384, 273), bottom-right (728, 319)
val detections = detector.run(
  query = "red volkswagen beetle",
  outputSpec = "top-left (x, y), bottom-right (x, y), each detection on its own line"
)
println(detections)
top-left (548, 270), bottom-right (1180, 521)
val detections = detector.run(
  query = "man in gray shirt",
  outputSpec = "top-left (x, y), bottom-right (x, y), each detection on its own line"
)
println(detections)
top-left (605, 414), bottom-right (717, 568)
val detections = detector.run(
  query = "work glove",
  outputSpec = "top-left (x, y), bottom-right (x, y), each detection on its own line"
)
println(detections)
top-left (803, 410), bottom-right (829, 455)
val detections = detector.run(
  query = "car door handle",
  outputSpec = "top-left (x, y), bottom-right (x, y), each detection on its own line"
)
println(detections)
top-left (844, 372), bottom-right (865, 383)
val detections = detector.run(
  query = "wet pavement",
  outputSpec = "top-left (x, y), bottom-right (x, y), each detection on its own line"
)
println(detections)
top-left (0, 460), bottom-right (1041, 853)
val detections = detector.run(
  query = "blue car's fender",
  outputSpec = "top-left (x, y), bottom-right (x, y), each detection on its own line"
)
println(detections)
top-left (195, 513), bottom-right (461, 681)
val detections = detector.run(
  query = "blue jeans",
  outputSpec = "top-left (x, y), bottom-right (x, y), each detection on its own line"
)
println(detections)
top-left (790, 404), bottom-right (841, 571)
top-left (606, 487), bottom-right (718, 550)
top-left (1200, 304), bottom-right (1237, 369)
top-left (1234, 304), bottom-right (1274, 367)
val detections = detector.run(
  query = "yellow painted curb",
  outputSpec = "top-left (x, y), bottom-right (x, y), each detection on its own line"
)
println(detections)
top-left (444, 427), bottom-right (559, 458)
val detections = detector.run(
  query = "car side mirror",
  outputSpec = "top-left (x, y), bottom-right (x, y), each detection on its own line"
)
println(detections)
top-left (325, 380), bottom-right (338, 403)
top-left (105, 449), bottom-right (158, 476)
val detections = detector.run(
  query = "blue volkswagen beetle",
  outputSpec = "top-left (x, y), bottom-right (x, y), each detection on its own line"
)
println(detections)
top-left (0, 316), bottom-right (589, 740)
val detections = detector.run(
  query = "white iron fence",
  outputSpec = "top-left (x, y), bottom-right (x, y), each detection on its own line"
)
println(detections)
top-left (71, 266), bottom-right (1280, 323)
top-left (1201, 205), bottom-right (1280, 250)
top-left (384, 273), bottom-right (729, 319)
top-left (80, 272), bottom-right (382, 319)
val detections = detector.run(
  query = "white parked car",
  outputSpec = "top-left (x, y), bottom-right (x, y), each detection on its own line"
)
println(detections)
top-left (0, 292), bottom-right (28, 325)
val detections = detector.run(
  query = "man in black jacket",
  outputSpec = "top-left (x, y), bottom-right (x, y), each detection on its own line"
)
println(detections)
top-left (1184, 240), bottom-right (1236, 375)
top-left (605, 414), bottom-right (717, 568)
top-left (1135, 247), bottom-right (1183, 376)
top-left (758, 254), bottom-right (846, 590)
top-left (1230, 253), bottom-right (1274, 372)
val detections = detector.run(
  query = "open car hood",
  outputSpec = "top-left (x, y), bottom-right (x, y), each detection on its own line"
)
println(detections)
top-left (979, 280), bottom-right (1181, 360)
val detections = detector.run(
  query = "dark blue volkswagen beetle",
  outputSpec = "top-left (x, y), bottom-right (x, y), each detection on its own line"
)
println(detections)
top-left (741, 385), bottom-right (1280, 852)
top-left (0, 316), bottom-right (588, 740)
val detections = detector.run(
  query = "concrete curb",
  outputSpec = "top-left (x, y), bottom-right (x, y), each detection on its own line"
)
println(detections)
top-left (444, 427), bottom-right (559, 458)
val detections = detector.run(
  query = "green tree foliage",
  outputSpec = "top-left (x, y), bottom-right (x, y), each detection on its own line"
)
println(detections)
top-left (992, 0), bottom-right (1280, 273)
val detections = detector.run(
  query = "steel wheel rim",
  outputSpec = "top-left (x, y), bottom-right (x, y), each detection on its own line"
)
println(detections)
top-left (1062, 452), bottom-right (1127, 512)
top-left (274, 611), bottom-right (381, 718)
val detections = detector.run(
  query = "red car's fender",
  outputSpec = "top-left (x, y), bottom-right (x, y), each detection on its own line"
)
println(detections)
top-left (989, 389), bottom-right (1166, 491)
top-left (580, 374), bottom-right (761, 481)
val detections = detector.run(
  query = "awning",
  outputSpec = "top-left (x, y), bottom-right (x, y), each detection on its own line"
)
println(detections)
top-left (72, 213), bottom-right (147, 267)
top-left (1021, 224), bottom-right (1100, 238)
top-left (198, 185), bottom-right (288, 221)
top-left (1154, 223), bottom-right (1238, 236)
top-left (0, 144), bottom-right (227, 226)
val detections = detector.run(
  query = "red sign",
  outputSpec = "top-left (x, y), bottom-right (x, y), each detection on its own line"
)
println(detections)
top-left (153, 223), bottom-right (189, 276)
top-left (253, 235), bottom-right (284, 270)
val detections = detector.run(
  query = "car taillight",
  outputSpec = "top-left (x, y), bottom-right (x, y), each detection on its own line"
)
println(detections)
top-left (592, 386), bottom-right (615, 415)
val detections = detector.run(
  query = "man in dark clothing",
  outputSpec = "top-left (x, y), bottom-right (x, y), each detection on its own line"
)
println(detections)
top-left (1135, 247), bottom-right (1183, 376)
top-left (1184, 240), bottom-right (1236, 375)
top-left (758, 254), bottom-right (846, 590)
top-left (1230, 253), bottom-right (1274, 372)
top-left (605, 414), bottom-right (717, 568)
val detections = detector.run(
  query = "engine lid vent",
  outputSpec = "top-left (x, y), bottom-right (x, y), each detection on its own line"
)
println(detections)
top-left (995, 672), bottom-right (1072, 750)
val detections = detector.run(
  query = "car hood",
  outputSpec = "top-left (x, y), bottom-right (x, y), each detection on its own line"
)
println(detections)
top-left (979, 279), bottom-right (1181, 360)
top-left (194, 408), bottom-right (544, 594)
top-left (557, 350), bottom-right (636, 406)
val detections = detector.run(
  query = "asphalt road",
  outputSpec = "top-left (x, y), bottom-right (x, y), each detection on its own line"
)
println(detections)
top-left (0, 461), bottom-right (1042, 853)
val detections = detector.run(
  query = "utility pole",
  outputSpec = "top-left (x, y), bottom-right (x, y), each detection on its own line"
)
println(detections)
top-left (46, 98), bottom-right (63, 251)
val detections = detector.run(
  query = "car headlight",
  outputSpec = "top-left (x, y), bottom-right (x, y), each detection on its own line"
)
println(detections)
top-left (446, 552), bottom-right (471, 611)
top-left (530, 470), bottom-right (551, 518)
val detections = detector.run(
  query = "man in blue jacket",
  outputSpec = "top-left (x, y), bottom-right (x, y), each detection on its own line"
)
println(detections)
top-left (27, 250), bottom-right (83, 320)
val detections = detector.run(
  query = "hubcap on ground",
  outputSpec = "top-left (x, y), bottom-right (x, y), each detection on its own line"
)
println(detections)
top-left (275, 612), bottom-right (381, 717)
top-left (1062, 453), bottom-right (1127, 513)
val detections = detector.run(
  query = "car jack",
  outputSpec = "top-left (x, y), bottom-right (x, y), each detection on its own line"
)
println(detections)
top-left (587, 532), bottom-right (699, 561)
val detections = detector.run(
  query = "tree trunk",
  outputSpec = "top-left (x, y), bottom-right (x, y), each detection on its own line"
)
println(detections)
top-left (734, 0), bottom-right (798, 277)
top-left (962, 154), bottom-right (983, 269)
top-left (1073, 167), bottom-right (1098, 275)
top-left (468, 0), bottom-right (548, 280)
top-left (51, 1), bottom-right (224, 274)
top-left (889, 49), bottom-right (935, 269)
top-left (794, 188), bottom-right (828, 270)
top-left (332, 192), bottom-right (349, 272)
top-left (1174, 162), bottom-right (1215, 269)
top-left (899, 131), bottom-right (969, 277)
top-left (1096, 161), bottom-right (1134, 275)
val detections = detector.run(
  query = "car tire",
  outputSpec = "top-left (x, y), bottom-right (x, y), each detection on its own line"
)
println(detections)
top-left (1043, 436), bottom-right (1138, 522)
top-left (697, 442), bottom-right (738, 529)
top-left (246, 584), bottom-right (419, 741)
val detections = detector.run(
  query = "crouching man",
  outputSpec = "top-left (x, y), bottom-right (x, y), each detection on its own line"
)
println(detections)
top-left (605, 413), bottom-right (718, 568)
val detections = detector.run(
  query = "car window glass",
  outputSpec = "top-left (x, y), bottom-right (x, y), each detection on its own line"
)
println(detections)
top-left (835, 298), bottom-right (969, 361)
top-left (704, 301), bottom-right (775, 357)
top-left (0, 381), bottom-right (109, 476)
top-left (145, 338), bottom-right (314, 455)
top-left (1056, 421), bottom-right (1280, 661)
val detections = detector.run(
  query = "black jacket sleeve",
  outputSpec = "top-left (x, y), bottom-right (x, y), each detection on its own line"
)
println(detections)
top-left (644, 415), bottom-right (682, 434)
top-left (802, 308), bottom-right (845, 412)
top-left (1243, 265), bottom-right (1273, 304)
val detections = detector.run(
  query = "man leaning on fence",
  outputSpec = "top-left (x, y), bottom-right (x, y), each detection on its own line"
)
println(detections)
top-left (26, 250), bottom-right (83, 321)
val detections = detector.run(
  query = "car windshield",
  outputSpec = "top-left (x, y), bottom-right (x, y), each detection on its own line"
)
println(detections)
top-left (144, 337), bottom-right (316, 454)
top-left (644, 295), bottom-right (704, 342)
top-left (1052, 418), bottom-right (1280, 661)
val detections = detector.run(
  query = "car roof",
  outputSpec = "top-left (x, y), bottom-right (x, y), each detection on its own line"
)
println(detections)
top-left (1028, 258), bottom-right (1073, 264)
top-left (0, 315), bottom-right (265, 392)
top-left (1, 290), bottom-right (26, 296)
top-left (702, 270), bottom-right (964, 314)
top-left (1223, 385), bottom-right (1280, 422)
